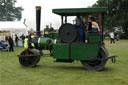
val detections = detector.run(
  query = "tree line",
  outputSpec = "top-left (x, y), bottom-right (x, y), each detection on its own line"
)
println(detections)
top-left (0, 0), bottom-right (23, 21)
top-left (92, 0), bottom-right (128, 37)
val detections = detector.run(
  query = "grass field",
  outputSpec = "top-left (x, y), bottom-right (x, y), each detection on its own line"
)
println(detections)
top-left (0, 39), bottom-right (128, 85)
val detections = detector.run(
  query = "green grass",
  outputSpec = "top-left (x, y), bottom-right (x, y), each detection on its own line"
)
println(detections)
top-left (0, 39), bottom-right (128, 85)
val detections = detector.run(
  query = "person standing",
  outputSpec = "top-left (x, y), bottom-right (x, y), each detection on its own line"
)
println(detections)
top-left (24, 35), bottom-right (28, 48)
top-left (24, 34), bottom-right (34, 49)
top-left (20, 34), bottom-right (25, 47)
top-left (89, 16), bottom-right (101, 32)
top-left (15, 34), bottom-right (19, 47)
top-left (8, 36), bottom-right (14, 52)
top-left (74, 16), bottom-right (85, 42)
top-left (5, 36), bottom-right (9, 42)
top-left (115, 33), bottom-right (120, 44)
top-left (109, 32), bottom-right (115, 44)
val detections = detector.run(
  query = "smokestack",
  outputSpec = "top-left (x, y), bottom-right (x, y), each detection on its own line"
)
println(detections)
top-left (36, 6), bottom-right (41, 37)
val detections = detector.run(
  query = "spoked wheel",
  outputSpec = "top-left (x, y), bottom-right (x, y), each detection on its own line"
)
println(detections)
top-left (18, 48), bottom-right (41, 67)
top-left (81, 48), bottom-right (108, 71)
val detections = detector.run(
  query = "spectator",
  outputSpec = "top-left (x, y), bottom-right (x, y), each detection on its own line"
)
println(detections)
top-left (20, 34), bottom-right (25, 47)
top-left (15, 34), bottom-right (19, 47)
top-left (5, 36), bottom-right (9, 42)
top-left (109, 32), bottom-right (115, 44)
top-left (8, 36), bottom-right (14, 52)
top-left (115, 33), bottom-right (120, 44)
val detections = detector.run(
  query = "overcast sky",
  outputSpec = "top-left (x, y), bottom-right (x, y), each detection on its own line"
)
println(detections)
top-left (16, 0), bottom-right (98, 30)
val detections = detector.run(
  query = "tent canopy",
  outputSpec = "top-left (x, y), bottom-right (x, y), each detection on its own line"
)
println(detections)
top-left (0, 21), bottom-right (28, 41)
top-left (0, 21), bottom-right (28, 34)
top-left (0, 21), bottom-right (27, 29)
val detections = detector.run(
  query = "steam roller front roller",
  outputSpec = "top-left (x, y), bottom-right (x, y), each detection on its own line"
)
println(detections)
top-left (81, 47), bottom-right (108, 71)
top-left (18, 48), bottom-right (41, 67)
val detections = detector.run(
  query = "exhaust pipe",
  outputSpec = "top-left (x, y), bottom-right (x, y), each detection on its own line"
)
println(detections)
top-left (36, 6), bottom-right (41, 37)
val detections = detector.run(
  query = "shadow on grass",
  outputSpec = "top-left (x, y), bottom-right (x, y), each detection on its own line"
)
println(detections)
top-left (36, 64), bottom-right (84, 70)
top-left (103, 67), bottom-right (116, 71)
top-left (35, 64), bottom-right (115, 72)
top-left (52, 65), bottom-right (84, 70)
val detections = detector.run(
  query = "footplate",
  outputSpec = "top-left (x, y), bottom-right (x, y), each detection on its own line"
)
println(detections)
top-left (107, 55), bottom-right (117, 63)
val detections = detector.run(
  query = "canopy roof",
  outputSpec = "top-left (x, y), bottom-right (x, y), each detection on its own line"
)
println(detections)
top-left (0, 21), bottom-right (28, 38)
top-left (0, 21), bottom-right (27, 30)
top-left (52, 7), bottom-right (107, 16)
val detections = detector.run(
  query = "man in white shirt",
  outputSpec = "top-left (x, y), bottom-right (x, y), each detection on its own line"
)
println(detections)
top-left (109, 32), bottom-right (115, 44)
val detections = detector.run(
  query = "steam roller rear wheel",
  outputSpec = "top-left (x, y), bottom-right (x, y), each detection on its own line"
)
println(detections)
top-left (19, 48), bottom-right (41, 67)
top-left (81, 48), bottom-right (107, 71)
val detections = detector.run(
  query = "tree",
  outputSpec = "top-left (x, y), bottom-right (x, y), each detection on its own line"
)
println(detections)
top-left (0, 0), bottom-right (23, 21)
top-left (92, 0), bottom-right (117, 30)
top-left (92, 0), bottom-right (128, 38)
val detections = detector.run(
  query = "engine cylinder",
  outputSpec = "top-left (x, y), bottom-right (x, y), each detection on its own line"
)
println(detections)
top-left (38, 37), bottom-right (54, 49)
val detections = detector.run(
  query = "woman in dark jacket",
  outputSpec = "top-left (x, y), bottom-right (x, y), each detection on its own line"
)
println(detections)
top-left (8, 36), bottom-right (14, 52)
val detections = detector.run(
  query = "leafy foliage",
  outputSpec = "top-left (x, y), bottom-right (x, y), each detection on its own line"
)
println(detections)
top-left (0, 0), bottom-right (23, 21)
top-left (92, 0), bottom-right (128, 37)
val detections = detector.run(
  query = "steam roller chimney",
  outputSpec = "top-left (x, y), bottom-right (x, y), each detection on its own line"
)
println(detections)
top-left (36, 6), bottom-right (41, 37)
